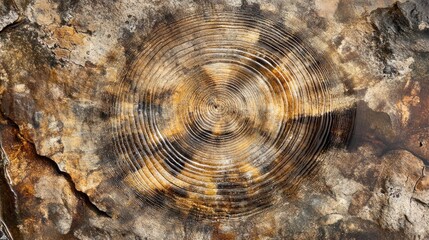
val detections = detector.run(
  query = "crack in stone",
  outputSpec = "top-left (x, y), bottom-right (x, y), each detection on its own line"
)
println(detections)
top-left (411, 197), bottom-right (429, 208)
top-left (0, 144), bottom-right (19, 240)
top-left (0, 220), bottom-right (13, 240)
top-left (0, 16), bottom-right (24, 34)
top-left (378, 143), bottom-right (429, 167)
top-left (0, 0), bottom-right (25, 33)
top-left (41, 153), bottom-right (113, 219)
top-left (413, 166), bottom-right (426, 193)
top-left (404, 149), bottom-right (429, 167)
top-left (0, 113), bottom-right (112, 219)
top-left (404, 214), bottom-right (413, 225)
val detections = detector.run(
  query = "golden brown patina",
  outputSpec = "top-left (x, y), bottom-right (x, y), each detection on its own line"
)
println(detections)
top-left (111, 11), bottom-right (355, 218)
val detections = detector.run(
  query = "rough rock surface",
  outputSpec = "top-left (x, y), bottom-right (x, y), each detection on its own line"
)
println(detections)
top-left (0, 0), bottom-right (428, 239)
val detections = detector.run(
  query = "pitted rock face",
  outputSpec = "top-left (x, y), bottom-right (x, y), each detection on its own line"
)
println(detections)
top-left (111, 11), bottom-right (355, 218)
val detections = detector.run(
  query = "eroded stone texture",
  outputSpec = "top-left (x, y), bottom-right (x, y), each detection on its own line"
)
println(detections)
top-left (0, 0), bottom-right (19, 32)
top-left (0, 0), bottom-right (428, 239)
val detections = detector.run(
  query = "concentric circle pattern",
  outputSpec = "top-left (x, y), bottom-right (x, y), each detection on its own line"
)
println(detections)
top-left (112, 11), bottom-right (354, 218)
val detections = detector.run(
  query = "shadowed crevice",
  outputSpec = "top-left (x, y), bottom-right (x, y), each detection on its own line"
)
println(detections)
top-left (0, 113), bottom-right (112, 220)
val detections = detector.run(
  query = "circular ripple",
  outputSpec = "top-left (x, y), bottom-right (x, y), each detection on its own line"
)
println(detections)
top-left (112, 11), bottom-right (354, 218)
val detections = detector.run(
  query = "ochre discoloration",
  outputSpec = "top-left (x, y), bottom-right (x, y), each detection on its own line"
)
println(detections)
top-left (53, 26), bottom-right (85, 49)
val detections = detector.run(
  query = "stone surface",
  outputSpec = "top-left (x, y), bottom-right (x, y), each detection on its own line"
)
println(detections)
top-left (0, 0), bottom-right (428, 239)
top-left (0, 0), bottom-right (19, 32)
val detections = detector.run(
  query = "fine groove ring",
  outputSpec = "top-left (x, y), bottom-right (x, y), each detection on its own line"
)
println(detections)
top-left (112, 11), bottom-right (354, 218)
